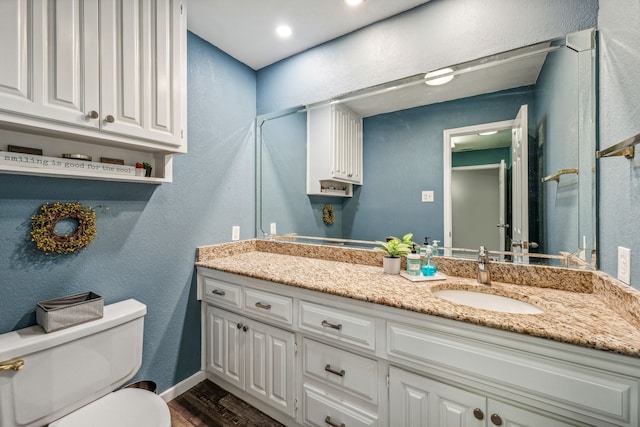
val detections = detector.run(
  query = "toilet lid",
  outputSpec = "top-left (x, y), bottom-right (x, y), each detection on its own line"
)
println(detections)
top-left (49, 388), bottom-right (171, 427)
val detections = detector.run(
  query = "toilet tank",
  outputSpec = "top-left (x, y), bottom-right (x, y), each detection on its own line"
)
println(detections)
top-left (0, 299), bottom-right (146, 427)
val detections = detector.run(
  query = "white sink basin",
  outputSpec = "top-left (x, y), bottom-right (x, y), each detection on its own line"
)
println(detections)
top-left (434, 289), bottom-right (544, 314)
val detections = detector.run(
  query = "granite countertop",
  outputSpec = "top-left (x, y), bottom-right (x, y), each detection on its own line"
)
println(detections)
top-left (196, 240), bottom-right (640, 358)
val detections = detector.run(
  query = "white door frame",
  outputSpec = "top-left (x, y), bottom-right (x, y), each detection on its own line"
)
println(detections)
top-left (443, 119), bottom-right (513, 256)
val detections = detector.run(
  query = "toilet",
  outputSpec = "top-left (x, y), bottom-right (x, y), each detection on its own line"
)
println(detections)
top-left (0, 299), bottom-right (171, 427)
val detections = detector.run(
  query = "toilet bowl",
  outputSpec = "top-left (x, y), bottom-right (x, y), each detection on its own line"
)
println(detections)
top-left (50, 388), bottom-right (171, 427)
top-left (0, 299), bottom-right (171, 427)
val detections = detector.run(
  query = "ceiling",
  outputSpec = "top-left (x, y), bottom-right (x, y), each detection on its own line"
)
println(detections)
top-left (187, 0), bottom-right (432, 70)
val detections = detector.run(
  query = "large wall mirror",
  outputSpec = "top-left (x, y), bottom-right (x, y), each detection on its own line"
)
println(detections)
top-left (256, 29), bottom-right (597, 267)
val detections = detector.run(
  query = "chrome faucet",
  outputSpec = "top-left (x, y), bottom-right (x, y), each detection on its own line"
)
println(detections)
top-left (477, 246), bottom-right (491, 285)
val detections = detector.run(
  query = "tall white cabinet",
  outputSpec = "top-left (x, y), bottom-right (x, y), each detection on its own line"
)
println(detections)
top-left (307, 104), bottom-right (363, 197)
top-left (0, 0), bottom-right (186, 183)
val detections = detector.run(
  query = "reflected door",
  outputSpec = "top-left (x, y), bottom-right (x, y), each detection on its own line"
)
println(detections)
top-left (511, 104), bottom-right (529, 262)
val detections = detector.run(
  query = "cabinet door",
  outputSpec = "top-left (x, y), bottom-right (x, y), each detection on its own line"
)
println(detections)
top-left (245, 319), bottom-right (296, 417)
top-left (205, 305), bottom-right (245, 390)
top-left (99, 0), bottom-right (184, 147)
top-left (389, 367), bottom-right (484, 427)
top-left (331, 105), bottom-right (362, 184)
top-left (487, 400), bottom-right (580, 427)
top-left (0, 0), bottom-right (100, 128)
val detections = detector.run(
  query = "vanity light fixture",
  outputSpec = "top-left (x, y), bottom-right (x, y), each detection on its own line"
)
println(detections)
top-left (424, 67), bottom-right (454, 86)
top-left (276, 25), bottom-right (292, 38)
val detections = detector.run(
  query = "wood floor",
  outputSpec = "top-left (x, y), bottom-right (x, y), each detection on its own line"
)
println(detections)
top-left (168, 379), bottom-right (285, 427)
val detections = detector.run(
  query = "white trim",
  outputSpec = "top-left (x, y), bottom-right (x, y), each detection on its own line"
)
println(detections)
top-left (159, 370), bottom-right (206, 402)
top-left (443, 119), bottom-right (513, 255)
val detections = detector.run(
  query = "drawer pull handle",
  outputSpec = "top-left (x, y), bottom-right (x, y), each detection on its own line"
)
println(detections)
top-left (490, 414), bottom-right (503, 426)
top-left (211, 289), bottom-right (226, 296)
top-left (324, 364), bottom-right (345, 377)
top-left (321, 320), bottom-right (342, 330)
top-left (325, 416), bottom-right (345, 427)
top-left (255, 302), bottom-right (272, 310)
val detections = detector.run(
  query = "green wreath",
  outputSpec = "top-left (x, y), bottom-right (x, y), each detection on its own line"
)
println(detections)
top-left (30, 202), bottom-right (97, 254)
top-left (322, 204), bottom-right (335, 225)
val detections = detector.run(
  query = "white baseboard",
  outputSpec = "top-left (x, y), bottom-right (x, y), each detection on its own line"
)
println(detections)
top-left (159, 370), bottom-right (206, 402)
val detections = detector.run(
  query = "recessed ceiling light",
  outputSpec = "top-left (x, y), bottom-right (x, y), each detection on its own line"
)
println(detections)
top-left (424, 67), bottom-right (454, 86)
top-left (345, 0), bottom-right (365, 6)
top-left (479, 131), bottom-right (498, 136)
top-left (276, 25), bottom-right (292, 38)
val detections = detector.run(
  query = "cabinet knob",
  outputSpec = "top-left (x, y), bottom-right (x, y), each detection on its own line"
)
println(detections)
top-left (242, 326), bottom-right (249, 332)
top-left (104, 114), bottom-right (115, 123)
top-left (473, 408), bottom-right (484, 420)
top-left (236, 323), bottom-right (243, 329)
top-left (324, 416), bottom-right (345, 427)
top-left (86, 110), bottom-right (99, 119)
top-left (490, 413), bottom-right (503, 426)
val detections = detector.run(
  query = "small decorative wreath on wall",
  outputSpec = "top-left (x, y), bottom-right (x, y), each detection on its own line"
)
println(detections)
top-left (322, 204), bottom-right (335, 225)
top-left (30, 202), bottom-right (97, 254)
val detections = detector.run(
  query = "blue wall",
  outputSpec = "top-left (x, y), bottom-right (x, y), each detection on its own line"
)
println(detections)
top-left (343, 88), bottom-right (535, 243)
top-left (0, 31), bottom-right (256, 392)
top-left (598, 1), bottom-right (640, 287)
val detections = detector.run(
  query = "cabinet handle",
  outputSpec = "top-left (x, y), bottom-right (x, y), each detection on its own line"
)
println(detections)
top-left (242, 326), bottom-right (249, 332)
top-left (104, 114), bottom-right (115, 123)
top-left (211, 289), bottom-right (226, 296)
top-left (324, 416), bottom-right (345, 427)
top-left (321, 320), bottom-right (342, 330)
top-left (255, 302), bottom-right (272, 310)
top-left (473, 408), bottom-right (484, 420)
top-left (490, 414), bottom-right (503, 426)
top-left (236, 323), bottom-right (243, 329)
top-left (324, 364), bottom-right (345, 377)
top-left (86, 110), bottom-right (99, 119)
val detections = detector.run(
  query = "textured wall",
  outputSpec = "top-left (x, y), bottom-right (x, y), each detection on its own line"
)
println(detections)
top-left (256, 0), bottom-right (598, 114)
top-left (598, 2), bottom-right (640, 288)
top-left (0, 31), bottom-right (256, 392)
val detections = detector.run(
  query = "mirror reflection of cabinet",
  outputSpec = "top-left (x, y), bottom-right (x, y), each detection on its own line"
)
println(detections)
top-left (307, 104), bottom-right (362, 197)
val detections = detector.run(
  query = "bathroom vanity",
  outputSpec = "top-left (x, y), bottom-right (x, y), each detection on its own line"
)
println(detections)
top-left (196, 240), bottom-right (640, 427)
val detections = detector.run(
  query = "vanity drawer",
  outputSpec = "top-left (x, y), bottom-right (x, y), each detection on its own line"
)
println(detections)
top-left (303, 338), bottom-right (378, 404)
top-left (202, 277), bottom-right (242, 310)
top-left (244, 288), bottom-right (293, 325)
top-left (387, 322), bottom-right (637, 425)
top-left (299, 301), bottom-right (375, 350)
top-left (303, 384), bottom-right (378, 427)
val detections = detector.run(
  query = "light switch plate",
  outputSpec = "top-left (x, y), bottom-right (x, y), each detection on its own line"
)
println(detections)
top-left (421, 191), bottom-right (434, 202)
top-left (617, 246), bottom-right (631, 284)
top-left (232, 226), bottom-right (240, 241)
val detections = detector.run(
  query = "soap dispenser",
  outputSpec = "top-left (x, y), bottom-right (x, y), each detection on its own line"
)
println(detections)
top-left (406, 245), bottom-right (421, 276)
top-left (421, 245), bottom-right (437, 276)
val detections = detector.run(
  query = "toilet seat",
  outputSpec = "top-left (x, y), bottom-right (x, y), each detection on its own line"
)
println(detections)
top-left (49, 388), bottom-right (171, 427)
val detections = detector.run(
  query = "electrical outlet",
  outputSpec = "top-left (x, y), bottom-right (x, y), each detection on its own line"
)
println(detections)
top-left (270, 223), bottom-right (277, 235)
top-left (231, 226), bottom-right (240, 241)
top-left (421, 191), bottom-right (434, 202)
top-left (618, 246), bottom-right (631, 284)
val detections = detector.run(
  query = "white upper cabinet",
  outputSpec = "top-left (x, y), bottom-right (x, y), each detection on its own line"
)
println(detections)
top-left (307, 104), bottom-right (363, 197)
top-left (0, 0), bottom-right (186, 153)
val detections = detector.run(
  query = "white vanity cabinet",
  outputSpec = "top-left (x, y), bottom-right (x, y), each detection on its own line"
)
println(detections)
top-left (0, 0), bottom-right (186, 182)
top-left (389, 367), bottom-right (578, 427)
top-left (197, 267), bottom-right (640, 427)
top-left (307, 103), bottom-right (363, 196)
top-left (205, 305), bottom-right (296, 417)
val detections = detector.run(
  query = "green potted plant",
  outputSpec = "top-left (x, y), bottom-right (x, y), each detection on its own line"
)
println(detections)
top-left (375, 233), bottom-right (415, 274)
